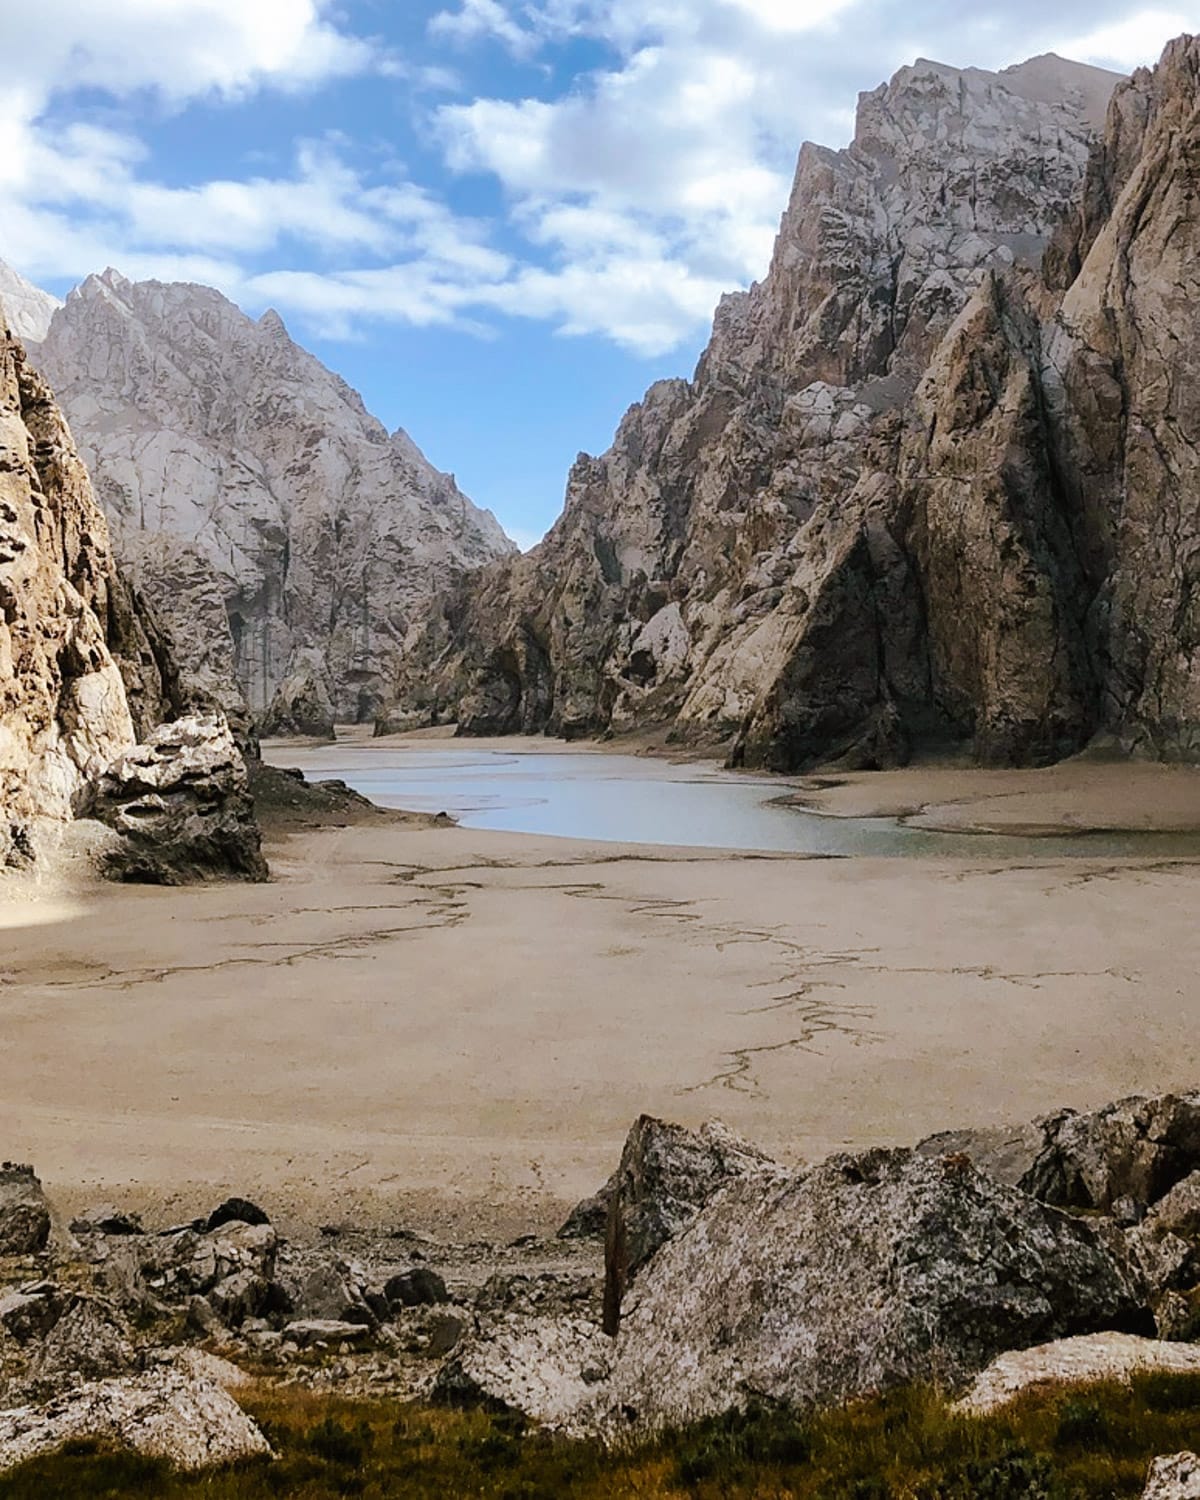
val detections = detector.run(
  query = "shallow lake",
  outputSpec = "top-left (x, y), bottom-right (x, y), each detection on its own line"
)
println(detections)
top-left (269, 744), bottom-right (1200, 859)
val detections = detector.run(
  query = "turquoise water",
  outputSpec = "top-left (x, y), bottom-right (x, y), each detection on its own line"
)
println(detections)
top-left (273, 745), bottom-right (1200, 860)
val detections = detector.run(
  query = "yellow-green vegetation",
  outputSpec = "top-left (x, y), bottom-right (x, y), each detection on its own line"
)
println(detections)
top-left (4, 1372), bottom-right (1200, 1499)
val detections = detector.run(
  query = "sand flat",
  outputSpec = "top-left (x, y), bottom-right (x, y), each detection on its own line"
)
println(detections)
top-left (3, 769), bottom-right (1200, 1237)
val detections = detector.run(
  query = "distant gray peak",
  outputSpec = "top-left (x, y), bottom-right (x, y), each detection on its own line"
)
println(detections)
top-left (0, 258), bottom-right (61, 344)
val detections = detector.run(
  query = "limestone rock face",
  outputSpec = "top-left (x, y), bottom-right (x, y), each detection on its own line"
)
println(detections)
top-left (34, 273), bottom-right (513, 732)
top-left (387, 44), bottom-right (1200, 771)
top-left (0, 331), bottom-right (169, 864)
top-left (591, 1147), bottom-right (1150, 1432)
top-left (87, 713), bottom-right (268, 884)
top-left (956, 1333), bottom-right (1200, 1416)
top-left (383, 52), bottom-right (1130, 763)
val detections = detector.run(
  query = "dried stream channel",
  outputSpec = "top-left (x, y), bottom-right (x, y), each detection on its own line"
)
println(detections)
top-left (269, 745), bottom-right (1200, 859)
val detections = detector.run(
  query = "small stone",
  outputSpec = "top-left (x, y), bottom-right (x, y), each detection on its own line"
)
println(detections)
top-left (1144, 1453), bottom-right (1200, 1499)
top-left (205, 1198), bottom-right (270, 1233)
top-left (385, 1269), bottom-right (449, 1309)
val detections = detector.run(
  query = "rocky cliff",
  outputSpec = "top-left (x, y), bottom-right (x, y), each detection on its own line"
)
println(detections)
top-left (0, 326), bottom-right (263, 877)
top-left (384, 46), bottom-right (1200, 771)
top-left (31, 274), bottom-right (514, 733)
top-left (1, 328), bottom-right (156, 864)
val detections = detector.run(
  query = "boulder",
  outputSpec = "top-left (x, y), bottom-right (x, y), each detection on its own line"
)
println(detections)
top-left (205, 1199), bottom-right (270, 1233)
top-left (98, 1220), bottom-right (278, 1313)
top-left (283, 1262), bottom-right (362, 1323)
top-left (592, 1147), bottom-right (1151, 1432)
top-left (432, 1315), bottom-right (612, 1425)
top-left (0, 1367), bottom-right (270, 1474)
top-left (0, 1166), bottom-right (50, 1257)
top-left (384, 1269), bottom-right (448, 1309)
top-left (282, 1319), bottom-right (372, 1349)
top-left (581, 1116), bottom-right (778, 1333)
top-left (87, 712), bottom-right (268, 884)
top-left (1020, 1094), bottom-right (1200, 1213)
top-left (956, 1333), bottom-right (1200, 1415)
top-left (1145, 1454), bottom-right (1200, 1499)
top-left (913, 1121), bottom-right (1046, 1187)
top-left (70, 1206), bottom-right (143, 1237)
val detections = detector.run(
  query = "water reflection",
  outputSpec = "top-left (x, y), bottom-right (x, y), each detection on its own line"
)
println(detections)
top-left (277, 748), bottom-right (1200, 860)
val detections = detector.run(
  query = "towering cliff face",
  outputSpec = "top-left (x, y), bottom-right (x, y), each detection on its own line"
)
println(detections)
top-left (383, 47), bottom-right (1200, 770)
top-left (0, 329), bottom-right (174, 864)
top-left (33, 274), bottom-right (514, 732)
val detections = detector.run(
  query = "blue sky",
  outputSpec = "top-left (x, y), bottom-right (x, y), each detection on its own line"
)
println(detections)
top-left (1, 1), bottom-right (1197, 547)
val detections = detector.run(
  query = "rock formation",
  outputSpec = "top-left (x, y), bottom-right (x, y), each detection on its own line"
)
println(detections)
top-left (0, 325), bottom-right (262, 878)
top-left (0, 1368), bottom-right (271, 1474)
top-left (590, 1146), bottom-right (1150, 1432)
top-left (0, 329), bottom-right (168, 865)
top-left (30, 273), bottom-right (513, 734)
top-left (86, 713), bottom-right (267, 884)
top-left (8, 1092), bottom-right (1200, 1469)
top-left (384, 42), bottom-right (1200, 771)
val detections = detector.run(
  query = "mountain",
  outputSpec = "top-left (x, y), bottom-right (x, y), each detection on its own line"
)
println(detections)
top-left (0, 259), bottom-right (60, 344)
top-left (380, 47), bottom-right (1200, 771)
top-left (28, 272), bottom-right (514, 733)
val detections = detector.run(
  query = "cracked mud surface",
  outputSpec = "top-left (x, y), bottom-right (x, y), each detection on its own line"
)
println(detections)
top-left (2, 810), bottom-right (1199, 1241)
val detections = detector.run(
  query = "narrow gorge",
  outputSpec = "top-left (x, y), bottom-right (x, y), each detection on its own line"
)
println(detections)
top-left (382, 45), bottom-right (1200, 774)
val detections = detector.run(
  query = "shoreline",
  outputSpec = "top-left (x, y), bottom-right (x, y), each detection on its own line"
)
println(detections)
top-left (3, 747), bottom-right (1200, 1238)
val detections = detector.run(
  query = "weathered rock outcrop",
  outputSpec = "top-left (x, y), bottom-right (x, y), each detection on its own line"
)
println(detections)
top-left (0, 330), bottom-right (181, 866)
top-left (558, 1115), bottom-right (779, 1334)
top-left (32, 274), bottom-right (513, 732)
top-left (0, 1168), bottom-right (50, 1257)
top-left (0, 328), bottom-right (263, 878)
top-left (956, 1333), bottom-right (1200, 1415)
top-left (0, 1368), bottom-right (270, 1474)
top-left (592, 1146), bottom-right (1150, 1432)
top-left (1019, 1092), bottom-right (1200, 1213)
top-left (385, 42), bottom-right (1200, 771)
top-left (87, 713), bottom-right (267, 884)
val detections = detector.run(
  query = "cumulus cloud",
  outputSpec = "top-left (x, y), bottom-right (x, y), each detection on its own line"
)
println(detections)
top-left (423, 0), bottom-right (1200, 352)
top-left (0, 0), bottom-right (373, 104)
top-left (3, 0), bottom-right (1200, 357)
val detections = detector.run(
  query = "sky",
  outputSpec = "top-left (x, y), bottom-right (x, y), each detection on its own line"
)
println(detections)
top-left (0, 2), bottom-right (1197, 547)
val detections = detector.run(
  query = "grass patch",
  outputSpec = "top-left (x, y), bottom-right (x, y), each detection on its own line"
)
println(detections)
top-left (2, 1371), bottom-right (1199, 1498)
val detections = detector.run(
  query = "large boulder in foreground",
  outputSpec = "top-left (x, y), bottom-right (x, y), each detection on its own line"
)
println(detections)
top-left (559, 1116), bottom-right (777, 1335)
top-left (87, 713), bottom-right (267, 884)
top-left (0, 1167), bottom-right (50, 1257)
top-left (0, 1367), bottom-right (269, 1474)
top-left (592, 1147), bottom-right (1151, 1432)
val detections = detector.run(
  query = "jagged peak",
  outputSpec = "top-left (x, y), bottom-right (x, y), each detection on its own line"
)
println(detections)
top-left (257, 307), bottom-right (289, 338)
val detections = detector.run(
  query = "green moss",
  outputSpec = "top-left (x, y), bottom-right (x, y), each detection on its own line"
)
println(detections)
top-left (2, 1371), bottom-right (1199, 1499)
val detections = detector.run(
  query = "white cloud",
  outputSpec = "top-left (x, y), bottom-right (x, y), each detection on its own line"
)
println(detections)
top-left (4, 0), bottom-right (1200, 362)
top-left (0, 0), bottom-right (372, 106)
top-left (1053, 8), bottom-right (1196, 69)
